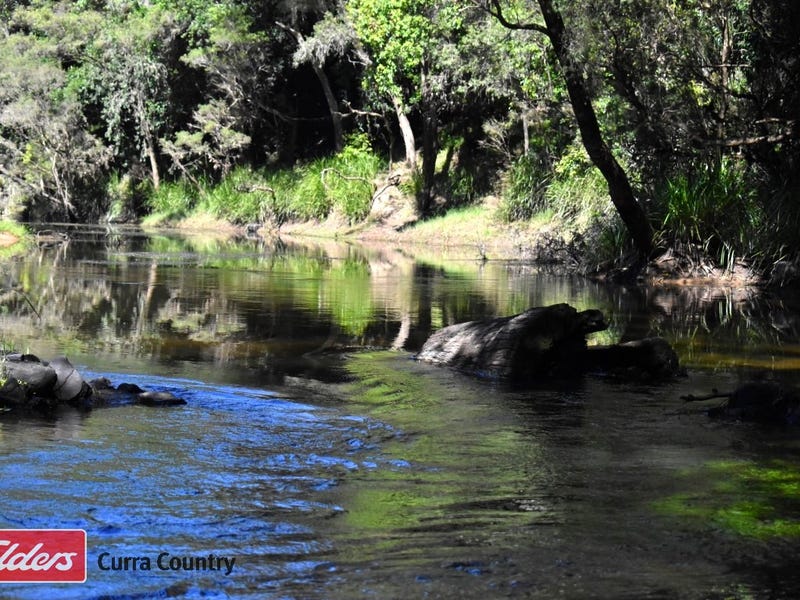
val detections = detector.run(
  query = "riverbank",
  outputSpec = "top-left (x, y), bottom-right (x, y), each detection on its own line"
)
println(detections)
top-left (275, 199), bottom-right (767, 288)
top-left (155, 193), bottom-right (769, 289)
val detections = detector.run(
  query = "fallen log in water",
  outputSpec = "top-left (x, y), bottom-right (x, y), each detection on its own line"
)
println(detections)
top-left (416, 303), bottom-right (681, 381)
top-left (683, 381), bottom-right (800, 425)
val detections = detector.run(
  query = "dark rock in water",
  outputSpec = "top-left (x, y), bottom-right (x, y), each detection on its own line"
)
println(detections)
top-left (2, 354), bottom-right (58, 407)
top-left (416, 303), bottom-right (607, 379)
top-left (416, 303), bottom-right (681, 381)
top-left (88, 378), bottom-right (139, 406)
top-left (88, 379), bottom-right (185, 408)
top-left (48, 356), bottom-right (91, 403)
top-left (685, 382), bottom-right (800, 425)
top-left (136, 391), bottom-right (187, 407)
top-left (1, 352), bottom-right (187, 412)
top-left (117, 383), bottom-right (145, 394)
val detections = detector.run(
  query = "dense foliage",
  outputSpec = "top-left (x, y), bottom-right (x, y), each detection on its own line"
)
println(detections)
top-left (0, 0), bottom-right (798, 265)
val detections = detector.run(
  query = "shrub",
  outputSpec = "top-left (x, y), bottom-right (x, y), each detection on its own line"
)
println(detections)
top-left (654, 156), bottom-right (763, 266)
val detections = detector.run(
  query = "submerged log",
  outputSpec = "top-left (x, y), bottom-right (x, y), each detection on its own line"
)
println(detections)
top-left (683, 382), bottom-right (800, 425)
top-left (416, 303), bottom-right (680, 381)
top-left (584, 338), bottom-right (681, 380)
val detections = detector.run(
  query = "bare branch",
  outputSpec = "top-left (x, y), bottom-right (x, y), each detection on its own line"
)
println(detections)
top-left (695, 121), bottom-right (797, 147)
top-left (340, 100), bottom-right (384, 119)
top-left (320, 168), bottom-right (373, 191)
top-left (235, 184), bottom-right (277, 201)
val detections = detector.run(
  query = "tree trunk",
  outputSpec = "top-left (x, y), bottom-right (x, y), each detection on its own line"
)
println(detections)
top-left (137, 94), bottom-right (160, 190)
top-left (145, 137), bottom-right (160, 191)
top-left (537, 0), bottom-right (653, 256)
top-left (420, 105), bottom-right (437, 215)
top-left (522, 109), bottom-right (530, 156)
top-left (275, 22), bottom-right (344, 153)
top-left (392, 95), bottom-right (417, 167)
top-left (312, 63), bottom-right (344, 152)
top-left (716, 13), bottom-right (732, 164)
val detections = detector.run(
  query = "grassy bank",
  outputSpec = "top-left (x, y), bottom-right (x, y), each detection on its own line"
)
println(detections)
top-left (139, 134), bottom-right (383, 229)
top-left (127, 134), bottom-right (797, 285)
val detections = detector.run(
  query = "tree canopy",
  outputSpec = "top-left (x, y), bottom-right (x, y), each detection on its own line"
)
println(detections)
top-left (0, 0), bottom-right (798, 264)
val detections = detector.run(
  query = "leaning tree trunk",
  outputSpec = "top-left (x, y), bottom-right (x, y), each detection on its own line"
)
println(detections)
top-left (311, 63), bottom-right (344, 152)
top-left (537, 0), bottom-right (653, 256)
top-left (275, 22), bottom-right (344, 152)
top-left (392, 95), bottom-right (417, 167)
top-left (136, 94), bottom-right (160, 190)
top-left (145, 137), bottom-right (160, 191)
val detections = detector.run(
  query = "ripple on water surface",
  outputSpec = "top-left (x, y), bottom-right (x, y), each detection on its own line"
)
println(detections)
top-left (0, 373), bottom-right (403, 599)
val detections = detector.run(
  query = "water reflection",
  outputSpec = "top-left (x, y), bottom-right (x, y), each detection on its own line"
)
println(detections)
top-left (1, 225), bottom-right (800, 598)
top-left (1, 225), bottom-right (613, 384)
top-left (6, 224), bottom-right (798, 384)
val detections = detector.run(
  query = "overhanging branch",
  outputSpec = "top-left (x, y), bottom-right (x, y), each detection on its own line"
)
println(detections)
top-left (483, 0), bottom-right (549, 35)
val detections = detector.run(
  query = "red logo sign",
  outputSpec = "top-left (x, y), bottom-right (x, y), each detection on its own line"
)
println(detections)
top-left (0, 529), bottom-right (86, 583)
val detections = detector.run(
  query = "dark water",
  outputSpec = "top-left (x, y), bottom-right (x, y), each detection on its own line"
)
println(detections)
top-left (2, 225), bottom-right (800, 599)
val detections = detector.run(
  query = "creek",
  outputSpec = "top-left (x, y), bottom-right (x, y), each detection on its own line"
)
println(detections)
top-left (1, 225), bottom-right (800, 599)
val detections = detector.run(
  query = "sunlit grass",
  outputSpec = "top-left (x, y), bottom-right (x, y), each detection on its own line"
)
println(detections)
top-left (0, 220), bottom-right (31, 258)
top-left (406, 205), bottom-right (494, 243)
top-left (145, 136), bottom-right (382, 227)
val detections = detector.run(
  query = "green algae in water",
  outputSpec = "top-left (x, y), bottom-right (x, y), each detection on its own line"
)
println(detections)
top-left (654, 459), bottom-right (800, 539)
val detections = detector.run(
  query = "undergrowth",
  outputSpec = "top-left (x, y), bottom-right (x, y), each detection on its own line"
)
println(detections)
top-left (498, 140), bottom-right (626, 266)
top-left (652, 157), bottom-right (765, 270)
top-left (142, 134), bottom-right (382, 226)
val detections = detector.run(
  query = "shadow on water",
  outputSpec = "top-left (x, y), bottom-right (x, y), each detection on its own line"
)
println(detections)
top-left (1, 224), bottom-right (800, 598)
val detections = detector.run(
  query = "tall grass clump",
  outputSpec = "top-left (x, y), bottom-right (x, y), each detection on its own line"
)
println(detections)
top-left (299, 134), bottom-right (381, 222)
top-left (200, 166), bottom-right (268, 224)
top-left (498, 153), bottom-right (551, 222)
top-left (283, 134), bottom-right (382, 222)
top-left (292, 160), bottom-right (331, 220)
top-left (146, 180), bottom-right (197, 221)
top-left (759, 182), bottom-right (800, 264)
top-left (328, 134), bottom-right (382, 221)
top-left (654, 156), bottom-right (763, 267)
